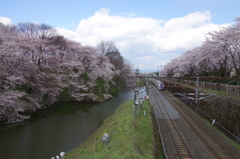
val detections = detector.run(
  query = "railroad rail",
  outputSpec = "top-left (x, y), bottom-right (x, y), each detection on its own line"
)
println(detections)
top-left (151, 87), bottom-right (195, 158)
top-left (161, 90), bottom-right (238, 159)
top-left (149, 85), bottom-right (239, 158)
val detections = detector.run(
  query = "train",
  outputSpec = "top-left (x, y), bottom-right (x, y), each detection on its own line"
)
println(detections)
top-left (149, 78), bottom-right (165, 91)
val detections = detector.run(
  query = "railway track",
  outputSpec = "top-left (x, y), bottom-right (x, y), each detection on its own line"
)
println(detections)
top-left (161, 90), bottom-right (239, 159)
top-left (149, 85), bottom-right (239, 159)
top-left (151, 87), bottom-right (195, 158)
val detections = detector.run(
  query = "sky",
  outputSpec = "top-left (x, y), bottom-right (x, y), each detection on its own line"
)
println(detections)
top-left (1, 0), bottom-right (240, 72)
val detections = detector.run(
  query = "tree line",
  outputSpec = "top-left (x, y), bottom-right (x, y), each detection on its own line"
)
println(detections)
top-left (0, 22), bottom-right (132, 124)
top-left (163, 17), bottom-right (240, 77)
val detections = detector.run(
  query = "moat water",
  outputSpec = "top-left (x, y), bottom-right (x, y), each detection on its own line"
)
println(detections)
top-left (0, 89), bottom-right (137, 159)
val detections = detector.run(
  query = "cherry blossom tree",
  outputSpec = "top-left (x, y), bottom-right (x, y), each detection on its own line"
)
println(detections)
top-left (163, 17), bottom-right (240, 77)
top-left (0, 22), bottom-right (132, 124)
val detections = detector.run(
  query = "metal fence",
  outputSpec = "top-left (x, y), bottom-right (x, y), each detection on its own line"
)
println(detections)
top-left (161, 77), bottom-right (240, 96)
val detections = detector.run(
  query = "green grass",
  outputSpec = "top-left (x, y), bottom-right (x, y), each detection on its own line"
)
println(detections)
top-left (58, 86), bottom-right (77, 102)
top-left (108, 87), bottom-right (118, 95)
top-left (202, 88), bottom-right (240, 100)
top-left (66, 100), bottom-right (156, 159)
top-left (92, 78), bottom-right (107, 102)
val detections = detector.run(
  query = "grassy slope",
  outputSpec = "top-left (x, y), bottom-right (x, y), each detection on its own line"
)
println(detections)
top-left (66, 100), bottom-right (155, 159)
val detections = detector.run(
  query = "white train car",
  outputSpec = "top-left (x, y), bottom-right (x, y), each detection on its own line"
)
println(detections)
top-left (149, 78), bottom-right (165, 91)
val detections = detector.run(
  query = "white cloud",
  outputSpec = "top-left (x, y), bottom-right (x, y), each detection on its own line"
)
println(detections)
top-left (0, 17), bottom-right (12, 25)
top-left (121, 12), bottom-right (136, 17)
top-left (57, 8), bottom-right (227, 71)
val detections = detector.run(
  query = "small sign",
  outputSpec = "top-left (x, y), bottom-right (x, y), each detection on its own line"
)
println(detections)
top-left (135, 99), bottom-right (139, 105)
top-left (212, 119), bottom-right (216, 125)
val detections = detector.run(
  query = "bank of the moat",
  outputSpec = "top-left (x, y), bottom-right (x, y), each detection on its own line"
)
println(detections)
top-left (0, 76), bottom-right (126, 125)
top-left (65, 100), bottom-right (162, 159)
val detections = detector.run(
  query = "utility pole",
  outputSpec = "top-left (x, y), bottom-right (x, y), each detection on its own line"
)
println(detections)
top-left (133, 67), bottom-right (140, 117)
top-left (195, 77), bottom-right (199, 104)
top-left (133, 87), bottom-right (140, 117)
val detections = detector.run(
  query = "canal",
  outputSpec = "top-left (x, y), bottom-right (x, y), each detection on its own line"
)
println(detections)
top-left (0, 89), bottom-right (136, 159)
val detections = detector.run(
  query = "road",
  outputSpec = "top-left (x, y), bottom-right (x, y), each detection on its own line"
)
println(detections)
top-left (149, 86), bottom-right (240, 159)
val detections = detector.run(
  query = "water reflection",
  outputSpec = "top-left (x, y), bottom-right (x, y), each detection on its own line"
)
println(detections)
top-left (0, 89), bottom-right (138, 159)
